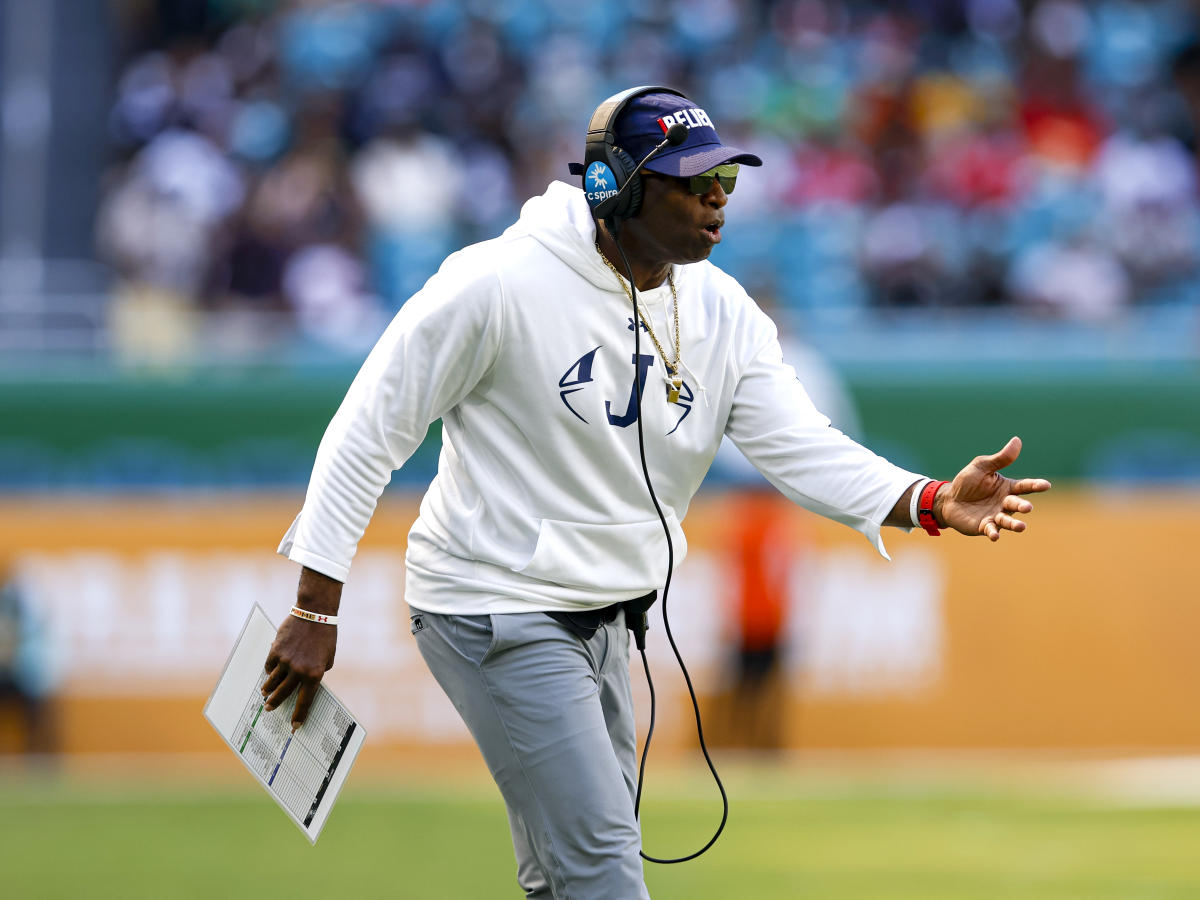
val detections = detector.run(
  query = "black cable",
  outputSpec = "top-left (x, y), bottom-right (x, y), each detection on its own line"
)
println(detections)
top-left (610, 225), bottom-right (729, 864)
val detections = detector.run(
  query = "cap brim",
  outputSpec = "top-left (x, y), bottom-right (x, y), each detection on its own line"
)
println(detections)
top-left (644, 144), bottom-right (763, 177)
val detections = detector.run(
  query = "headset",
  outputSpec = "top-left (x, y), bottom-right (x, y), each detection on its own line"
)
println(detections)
top-left (574, 86), bottom-right (729, 865)
top-left (573, 84), bottom-right (687, 230)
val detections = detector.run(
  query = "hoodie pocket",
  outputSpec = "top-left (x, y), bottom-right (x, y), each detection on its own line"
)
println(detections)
top-left (517, 515), bottom-right (686, 591)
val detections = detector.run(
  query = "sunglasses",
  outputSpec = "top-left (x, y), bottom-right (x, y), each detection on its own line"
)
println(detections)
top-left (687, 164), bottom-right (738, 195)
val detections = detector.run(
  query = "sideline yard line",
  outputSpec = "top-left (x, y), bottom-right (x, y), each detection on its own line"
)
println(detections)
top-left (6, 753), bottom-right (1200, 808)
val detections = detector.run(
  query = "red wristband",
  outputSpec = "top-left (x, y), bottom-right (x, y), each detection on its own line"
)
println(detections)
top-left (918, 480), bottom-right (948, 536)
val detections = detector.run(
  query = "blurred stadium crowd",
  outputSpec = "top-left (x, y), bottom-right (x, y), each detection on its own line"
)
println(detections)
top-left (100, 0), bottom-right (1200, 362)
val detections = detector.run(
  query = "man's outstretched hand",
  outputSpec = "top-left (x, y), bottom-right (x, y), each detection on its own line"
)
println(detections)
top-left (938, 436), bottom-right (1052, 540)
top-left (262, 566), bottom-right (342, 731)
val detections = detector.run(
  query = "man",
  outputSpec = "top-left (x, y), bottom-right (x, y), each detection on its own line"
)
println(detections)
top-left (262, 88), bottom-right (1051, 899)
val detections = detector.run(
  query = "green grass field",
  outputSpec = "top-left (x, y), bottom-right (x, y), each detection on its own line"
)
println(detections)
top-left (4, 761), bottom-right (1200, 899)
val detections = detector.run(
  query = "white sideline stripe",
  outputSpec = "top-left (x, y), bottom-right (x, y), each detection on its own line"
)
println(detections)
top-left (7, 753), bottom-right (1200, 807)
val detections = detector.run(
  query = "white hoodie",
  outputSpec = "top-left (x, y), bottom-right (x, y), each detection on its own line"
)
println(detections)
top-left (279, 181), bottom-right (920, 613)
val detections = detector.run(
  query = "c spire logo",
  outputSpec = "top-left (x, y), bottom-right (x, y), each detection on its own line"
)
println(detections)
top-left (584, 161), bottom-right (619, 207)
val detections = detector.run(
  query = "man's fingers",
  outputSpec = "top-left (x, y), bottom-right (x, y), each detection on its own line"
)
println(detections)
top-left (292, 681), bottom-right (319, 732)
top-left (979, 512), bottom-right (1031, 539)
top-left (1003, 495), bottom-right (1033, 514)
top-left (976, 436), bottom-right (1022, 473)
top-left (996, 512), bottom-right (1027, 532)
top-left (261, 662), bottom-right (288, 699)
top-left (264, 670), bottom-right (300, 711)
top-left (1011, 477), bottom-right (1052, 494)
top-left (265, 649), bottom-right (280, 674)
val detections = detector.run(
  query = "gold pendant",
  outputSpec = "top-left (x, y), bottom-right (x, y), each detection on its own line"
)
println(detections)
top-left (668, 378), bottom-right (681, 404)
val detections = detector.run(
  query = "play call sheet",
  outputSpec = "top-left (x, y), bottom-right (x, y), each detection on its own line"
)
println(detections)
top-left (205, 605), bottom-right (365, 843)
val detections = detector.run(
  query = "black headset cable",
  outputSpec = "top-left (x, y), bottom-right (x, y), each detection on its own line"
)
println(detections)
top-left (610, 225), bottom-right (729, 864)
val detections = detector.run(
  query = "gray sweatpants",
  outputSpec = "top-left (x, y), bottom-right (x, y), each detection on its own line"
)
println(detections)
top-left (410, 606), bottom-right (650, 900)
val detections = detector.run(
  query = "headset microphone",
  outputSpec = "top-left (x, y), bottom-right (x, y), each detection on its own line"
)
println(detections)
top-left (595, 123), bottom-right (689, 230)
top-left (664, 123), bottom-right (690, 145)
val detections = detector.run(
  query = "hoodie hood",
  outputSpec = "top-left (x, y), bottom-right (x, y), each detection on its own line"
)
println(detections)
top-left (503, 181), bottom-right (682, 292)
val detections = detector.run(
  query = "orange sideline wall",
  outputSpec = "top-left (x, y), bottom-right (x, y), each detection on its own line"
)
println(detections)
top-left (0, 489), bottom-right (1195, 755)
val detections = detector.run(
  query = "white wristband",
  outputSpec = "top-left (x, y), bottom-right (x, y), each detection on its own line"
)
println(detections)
top-left (909, 479), bottom-right (932, 528)
top-left (290, 606), bottom-right (338, 625)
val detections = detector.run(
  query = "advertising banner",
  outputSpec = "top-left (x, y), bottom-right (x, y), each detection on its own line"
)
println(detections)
top-left (0, 490), bottom-right (1195, 754)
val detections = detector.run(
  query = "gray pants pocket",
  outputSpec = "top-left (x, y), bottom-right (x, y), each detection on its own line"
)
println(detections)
top-left (447, 613), bottom-right (500, 667)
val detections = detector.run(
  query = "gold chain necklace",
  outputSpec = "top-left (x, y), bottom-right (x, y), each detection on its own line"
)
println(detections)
top-left (596, 244), bottom-right (684, 403)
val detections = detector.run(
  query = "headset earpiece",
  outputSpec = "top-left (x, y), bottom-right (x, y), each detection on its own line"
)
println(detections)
top-left (580, 84), bottom-right (685, 229)
top-left (598, 145), bottom-right (641, 225)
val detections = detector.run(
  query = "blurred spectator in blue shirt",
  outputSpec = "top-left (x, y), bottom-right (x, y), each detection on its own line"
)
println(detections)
top-left (0, 562), bottom-right (56, 756)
